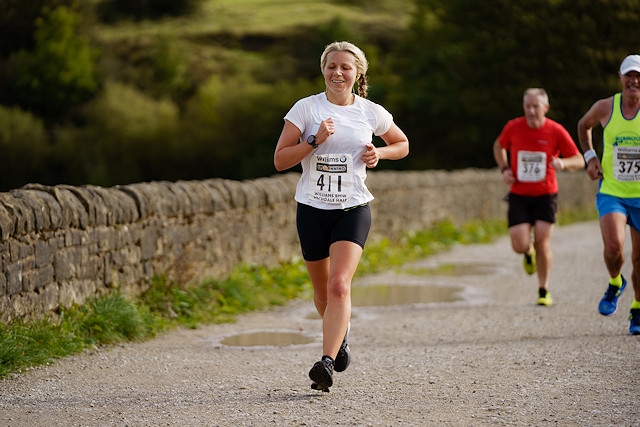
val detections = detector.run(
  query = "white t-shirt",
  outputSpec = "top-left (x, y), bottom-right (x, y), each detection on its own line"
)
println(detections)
top-left (284, 92), bottom-right (393, 210)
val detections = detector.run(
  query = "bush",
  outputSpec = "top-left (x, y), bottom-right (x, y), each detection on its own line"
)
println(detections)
top-left (0, 105), bottom-right (50, 190)
top-left (53, 81), bottom-right (180, 186)
top-left (182, 74), bottom-right (318, 180)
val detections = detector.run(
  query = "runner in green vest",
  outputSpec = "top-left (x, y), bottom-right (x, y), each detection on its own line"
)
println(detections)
top-left (578, 54), bottom-right (640, 335)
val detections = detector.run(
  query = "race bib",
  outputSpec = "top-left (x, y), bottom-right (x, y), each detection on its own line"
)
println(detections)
top-left (308, 153), bottom-right (354, 204)
top-left (517, 151), bottom-right (546, 182)
top-left (613, 145), bottom-right (640, 182)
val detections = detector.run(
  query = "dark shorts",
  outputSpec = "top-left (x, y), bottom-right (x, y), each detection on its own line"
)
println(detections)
top-left (296, 202), bottom-right (371, 262)
top-left (507, 193), bottom-right (558, 227)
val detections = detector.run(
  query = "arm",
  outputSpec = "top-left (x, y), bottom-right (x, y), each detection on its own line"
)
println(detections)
top-left (550, 153), bottom-right (585, 172)
top-left (361, 122), bottom-right (409, 168)
top-left (274, 119), bottom-right (334, 172)
top-left (577, 97), bottom-right (612, 180)
top-left (493, 138), bottom-right (514, 184)
top-left (550, 128), bottom-right (586, 172)
top-left (493, 138), bottom-right (508, 169)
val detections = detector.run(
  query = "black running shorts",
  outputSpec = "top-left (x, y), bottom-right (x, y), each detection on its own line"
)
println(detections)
top-left (507, 193), bottom-right (558, 227)
top-left (296, 202), bottom-right (371, 262)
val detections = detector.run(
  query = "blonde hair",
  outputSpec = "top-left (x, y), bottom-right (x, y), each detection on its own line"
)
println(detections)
top-left (320, 41), bottom-right (369, 98)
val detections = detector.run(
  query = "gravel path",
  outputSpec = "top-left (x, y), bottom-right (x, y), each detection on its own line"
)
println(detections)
top-left (1, 221), bottom-right (639, 426)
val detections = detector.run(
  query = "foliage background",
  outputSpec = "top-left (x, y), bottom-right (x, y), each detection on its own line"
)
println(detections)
top-left (0, 0), bottom-right (637, 191)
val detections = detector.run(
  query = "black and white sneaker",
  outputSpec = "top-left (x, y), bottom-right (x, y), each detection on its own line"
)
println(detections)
top-left (309, 355), bottom-right (334, 392)
top-left (334, 322), bottom-right (351, 372)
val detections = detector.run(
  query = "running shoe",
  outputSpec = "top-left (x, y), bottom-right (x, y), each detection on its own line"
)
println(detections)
top-left (630, 309), bottom-right (640, 335)
top-left (523, 249), bottom-right (536, 275)
top-left (309, 355), bottom-right (334, 392)
top-left (598, 276), bottom-right (627, 316)
top-left (334, 322), bottom-right (351, 372)
top-left (537, 289), bottom-right (553, 306)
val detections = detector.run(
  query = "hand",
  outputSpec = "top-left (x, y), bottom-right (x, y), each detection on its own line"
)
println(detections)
top-left (501, 168), bottom-right (515, 184)
top-left (361, 143), bottom-right (380, 168)
top-left (550, 156), bottom-right (565, 170)
top-left (316, 118), bottom-right (335, 145)
top-left (586, 158), bottom-right (603, 181)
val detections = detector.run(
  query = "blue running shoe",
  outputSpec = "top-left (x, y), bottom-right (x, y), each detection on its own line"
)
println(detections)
top-left (598, 276), bottom-right (627, 316)
top-left (630, 309), bottom-right (640, 335)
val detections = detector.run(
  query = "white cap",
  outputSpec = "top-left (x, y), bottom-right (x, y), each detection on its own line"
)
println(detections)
top-left (620, 55), bottom-right (640, 75)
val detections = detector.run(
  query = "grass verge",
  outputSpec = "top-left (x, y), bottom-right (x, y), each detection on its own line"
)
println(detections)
top-left (0, 209), bottom-right (595, 379)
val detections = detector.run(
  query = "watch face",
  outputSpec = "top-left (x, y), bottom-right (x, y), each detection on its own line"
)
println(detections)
top-left (307, 135), bottom-right (316, 144)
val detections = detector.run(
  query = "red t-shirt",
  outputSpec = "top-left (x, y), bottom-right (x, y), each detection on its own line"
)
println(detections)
top-left (498, 117), bottom-right (580, 196)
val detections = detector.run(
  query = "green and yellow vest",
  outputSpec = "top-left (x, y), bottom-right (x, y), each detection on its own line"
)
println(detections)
top-left (600, 93), bottom-right (640, 197)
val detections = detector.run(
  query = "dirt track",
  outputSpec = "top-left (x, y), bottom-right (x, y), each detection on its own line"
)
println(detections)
top-left (1, 221), bottom-right (639, 426)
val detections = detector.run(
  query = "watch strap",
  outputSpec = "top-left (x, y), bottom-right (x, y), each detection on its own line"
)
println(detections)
top-left (307, 135), bottom-right (318, 149)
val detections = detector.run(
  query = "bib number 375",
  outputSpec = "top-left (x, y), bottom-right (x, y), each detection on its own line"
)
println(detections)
top-left (614, 145), bottom-right (640, 181)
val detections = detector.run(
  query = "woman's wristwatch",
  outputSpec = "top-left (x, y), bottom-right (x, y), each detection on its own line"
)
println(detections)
top-left (307, 135), bottom-right (318, 149)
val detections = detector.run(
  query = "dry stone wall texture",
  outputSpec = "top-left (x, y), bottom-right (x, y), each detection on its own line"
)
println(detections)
top-left (0, 169), bottom-right (597, 323)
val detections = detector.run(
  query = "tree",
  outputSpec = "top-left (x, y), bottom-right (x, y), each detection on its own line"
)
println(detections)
top-left (0, 0), bottom-right (76, 58)
top-left (97, 0), bottom-right (204, 22)
top-left (7, 5), bottom-right (100, 119)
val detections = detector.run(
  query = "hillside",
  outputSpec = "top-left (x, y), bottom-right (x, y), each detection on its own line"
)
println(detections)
top-left (93, 0), bottom-right (415, 93)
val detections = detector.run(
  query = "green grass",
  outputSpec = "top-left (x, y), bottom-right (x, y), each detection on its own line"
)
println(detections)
top-left (0, 294), bottom-right (155, 378)
top-left (0, 209), bottom-right (596, 379)
top-left (557, 205), bottom-right (598, 225)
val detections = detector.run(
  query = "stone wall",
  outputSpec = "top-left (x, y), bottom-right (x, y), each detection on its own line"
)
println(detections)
top-left (0, 169), bottom-right (597, 323)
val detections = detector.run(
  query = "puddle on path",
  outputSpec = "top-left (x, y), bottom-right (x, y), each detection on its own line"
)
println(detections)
top-left (222, 262), bottom-right (483, 347)
top-left (353, 260), bottom-right (497, 307)
top-left (220, 331), bottom-right (314, 347)
top-left (403, 262), bottom-right (496, 276)
top-left (352, 283), bottom-right (463, 307)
